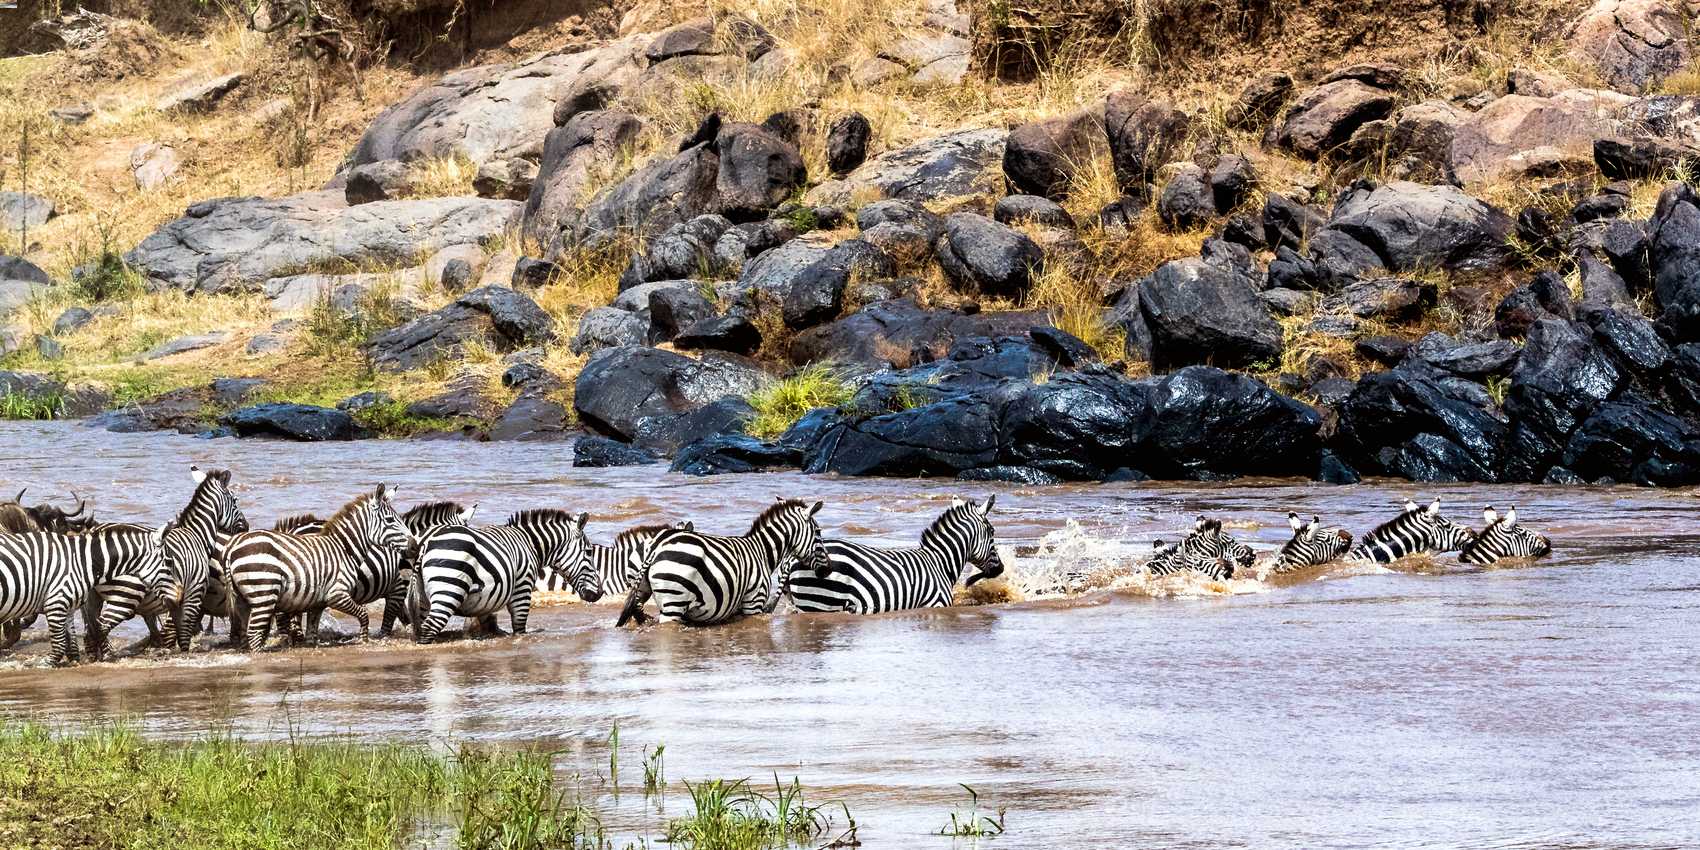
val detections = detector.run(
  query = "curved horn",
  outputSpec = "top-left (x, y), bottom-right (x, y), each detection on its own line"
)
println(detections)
top-left (68, 493), bottom-right (87, 517)
top-left (13, 488), bottom-right (24, 504)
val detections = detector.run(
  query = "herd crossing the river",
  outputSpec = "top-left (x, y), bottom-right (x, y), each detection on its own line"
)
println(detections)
top-left (0, 467), bottom-right (1554, 666)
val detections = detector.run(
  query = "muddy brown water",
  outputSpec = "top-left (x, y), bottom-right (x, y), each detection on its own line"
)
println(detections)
top-left (1, 421), bottom-right (1698, 848)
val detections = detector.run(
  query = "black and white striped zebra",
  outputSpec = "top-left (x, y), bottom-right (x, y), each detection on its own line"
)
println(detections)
top-left (1459, 506), bottom-right (1552, 564)
top-left (539, 521), bottom-right (692, 599)
top-left (83, 466), bottom-right (249, 653)
top-left (0, 524), bottom-right (170, 665)
top-left (203, 513), bottom-right (322, 637)
top-left (226, 485), bottom-right (416, 650)
top-left (382, 501), bottom-right (477, 636)
top-left (1146, 517), bottom-right (1253, 580)
top-left (785, 497), bottom-right (1003, 614)
top-left (412, 510), bottom-right (593, 643)
top-left (1349, 499), bottom-right (1477, 564)
top-left (618, 499), bottom-right (826, 626)
top-left (1274, 512), bottom-right (1353, 572)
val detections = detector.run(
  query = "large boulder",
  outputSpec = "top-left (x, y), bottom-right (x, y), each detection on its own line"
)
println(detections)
top-left (712, 121), bottom-right (809, 220)
top-left (573, 436), bottom-right (660, 467)
top-left (789, 297), bottom-right (1049, 367)
top-left (1104, 94), bottom-right (1190, 192)
top-left (1502, 318), bottom-right (1624, 481)
top-left (523, 109), bottom-right (644, 248)
top-left (1448, 91), bottom-right (1630, 186)
top-left (222, 403), bottom-right (358, 441)
top-left (125, 192), bottom-right (519, 293)
top-left (1565, 0), bottom-right (1691, 94)
top-left (1135, 367), bottom-right (1323, 479)
top-left (620, 215), bottom-right (733, 290)
top-left (1002, 110), bottom-right (1107, 201)
top-left (996, 370), bottom-right (1150, 480)
top-left (1320, 181), bottom-right (1514, 275)
top-left (1137, 242), bottom-right (1282, 370)
top-left (934, 213), bottom-right (1043, 299)
top-left (806, 128), bottom-right (1006, 207)
top-left (1336, 366), bottom-right (1509, 482)
top-left (1562, 400), bottom-right (1700, 484)
top-left (1648, 183), bottom-right (1700, 341)
top-left (365, 285), bottom-right (552, 371)
top-left (348, 35), bottom-right (648, 169)
top-left (570, 306), bottom-right (648, 354)
top-left (573, 346), bottom-right (764, 440)
top-left (778, 240), bottom-right (896, 329)
top-left (808, 395), bottom-right (1004, 477)
top-left (1275, 80), bottom-right (1395, 159)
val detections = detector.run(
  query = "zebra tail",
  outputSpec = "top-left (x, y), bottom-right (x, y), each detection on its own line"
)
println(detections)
top-left (615, 568), bottom-right (654, 627)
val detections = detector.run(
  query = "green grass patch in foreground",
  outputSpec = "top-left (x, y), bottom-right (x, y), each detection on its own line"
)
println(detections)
top-left (0, 722), bottom-right (602, 850)
top-left (744, 363), bottom-right (854, 440)
top-left (665, 777), bottom-right (847, 850)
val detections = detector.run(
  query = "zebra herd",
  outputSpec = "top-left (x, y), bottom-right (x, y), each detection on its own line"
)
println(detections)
top-left (0, 469), bottom-right (1553, 666)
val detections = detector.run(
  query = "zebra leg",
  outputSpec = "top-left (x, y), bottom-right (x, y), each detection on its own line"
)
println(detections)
top-left (301, 610), bottom-right (322, 645)
top-left (143, 612), bottom-right (169, 650)
top-left (508, 580), bottom-right (535, 635)
top-left (615, 570), bottom-right (655, 627)
top-left (48, 602), bottom-right (80, 666)
top-left (81, 594), bottom-right (107, 659)
top-left (325, 594), bottom-right (370, 640)
top-left (476, 615), bottom-right (507, 638)
top-left (243, 598), bottom-right (277, 653)
top-left (378, 583), bottom-right (408, 638)
top-left (178, 587), bottom-right (204, 652)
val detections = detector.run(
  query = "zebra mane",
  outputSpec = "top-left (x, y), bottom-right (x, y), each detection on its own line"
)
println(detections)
top-left (177, 468), bottom-right (231, 527)
top-left (919, 502), bottom-right (976, 546)
top-left (405, 501), bottom-right (467, 526)
top-left (507, 508), bottom-right (582, 527)
top-left (614, 523), bottom-right (670, 543)
top-left (1361, 504), bottom-right (1428, 542)
top-left (323, 491), bottom-right (383, 534)
top-left (273, 513), bottom-right (323, 532)
top-left (750, 499), bottom-right (811, 533)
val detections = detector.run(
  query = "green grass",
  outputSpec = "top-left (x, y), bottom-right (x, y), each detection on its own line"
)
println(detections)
top-left (349, 398), bottom-right (470, 438)
top-left (302, 279), bottom-right (412, 355)
top-left (0, 390), bottom-right (62, 420)
top-left (745, 363), bottom-right (854, 440)
top-left (664, 777), bottom-right (841, 850)
top-left (937, 784), bottom-right (1005, 838)
top-left (0, 721), bottom-right (604, 850)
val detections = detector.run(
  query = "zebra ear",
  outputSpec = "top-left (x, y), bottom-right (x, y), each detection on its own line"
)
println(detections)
top-left (1482, 506), bottom-right (1498, 525)
top-left (459, 503), bottom-right (479, 524)
top-left (190, 465), bottom-right (207, 485)
top-left (980, 495), bottom-right (995, 516)
top-left (807, 501), bottom-right (823, 517)
top-left (1403, 498), bottom-right (1419, 512)
top-left (1287, 511), bottom-right (1302, 532)
top-left (1504, 506), bottom-right (1518, 527)
top-left (1426, 499), bottom-right (1441, 516)
top-left (379, 484), bottom-right (398, 503)
top-left (575, 511), bottom-right (589, 530)
top-left (1194, 515), bottom-right (1208, 532)
top-left (1152, 539), bottom-right (1166, 550)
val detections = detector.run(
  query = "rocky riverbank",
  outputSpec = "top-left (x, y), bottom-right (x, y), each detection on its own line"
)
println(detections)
top-left (5, 0), bottom-right (1700, 485)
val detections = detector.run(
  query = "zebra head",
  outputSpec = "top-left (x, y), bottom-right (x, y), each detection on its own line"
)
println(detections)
top-left (954, 495), bottom-right (1004, 585)
top-left (764, 498), bottom-right (826, 573)
top-left (1463, 506), bottom-right (1552, 563)
top-left (1426, 500), bottom-right (1477, 552)
top-left (340, 484), bottom-right (414, 554)
top-left (513, 510), bottom-right (597, 601)
top-left (189, 466), bottom-right (248, 534)
top-left (1277, 512), bottom-right (1353, 570)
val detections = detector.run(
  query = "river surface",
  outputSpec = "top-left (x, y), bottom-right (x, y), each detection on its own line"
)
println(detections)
top-left (0, 421), bottom-right (1697, 848)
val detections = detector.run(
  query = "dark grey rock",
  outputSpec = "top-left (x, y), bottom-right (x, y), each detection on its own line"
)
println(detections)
top-left (935, 213), bottom-right (1044, 299)
top-left (993, 195), bottom-right (1075, 228)
top-left (574, 436), bottom-right (660, 467)
top-left (223, 403), bottom-right (357, 441)
top-left (827, 112), bottom-right (872, 175)
top-left (344, 160), bottom-right (415, 205)
top-left (571, 306), bottom-right (648, 355)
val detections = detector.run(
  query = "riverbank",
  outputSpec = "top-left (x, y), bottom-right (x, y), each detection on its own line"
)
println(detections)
top-left (0, 720), bottom-right (855, 850)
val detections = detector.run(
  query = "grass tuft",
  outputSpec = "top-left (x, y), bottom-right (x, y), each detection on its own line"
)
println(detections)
top-left (745, 363), bottom-right (854, 439)
top-left (665, 776), bottom-right (840, 850)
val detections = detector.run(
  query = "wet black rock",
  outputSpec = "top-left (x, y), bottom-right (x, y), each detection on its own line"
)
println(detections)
top-left (958, 465), bottom-right (1063, 485)
top-left (671, 434), bottom-right (800, 475)
top-left (1138, 242), bottom-right (1281, 370)
top-left (573, 436), bottom-right (660, 467)
top-left (634, 396), bottom-right (756, 456)
top-left (1407, 333), bottom-right (1520, 379)
top-left (573, 346), bottom-right (765, 441)
top-left (1502, 318), bottom-right (1624, 482)
top-left (1336, 366), bottom-right (1508, 482)
top-left (1134, 367), bottom-right (1323, 480)
top-left (223, 403), bottom-right (358, 441)
top-left (1562, 400), bottom-right (1700, 486)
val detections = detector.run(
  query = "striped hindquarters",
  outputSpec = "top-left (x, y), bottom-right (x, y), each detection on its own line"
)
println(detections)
top-left (788, 540), bottom-right (955, 613)
top-left (414, 525), bottom-right (537, 642)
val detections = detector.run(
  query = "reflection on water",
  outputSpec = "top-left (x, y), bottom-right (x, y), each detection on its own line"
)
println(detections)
top-left (2, 421), bottom-right (1699, 848)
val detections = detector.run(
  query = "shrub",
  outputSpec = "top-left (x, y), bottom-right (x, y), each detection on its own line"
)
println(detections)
top-left (745, 363), bottom-right (854, 439)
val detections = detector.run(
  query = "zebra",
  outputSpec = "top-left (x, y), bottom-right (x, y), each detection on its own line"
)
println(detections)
top-left (0, 491), bottom-right (92, 647)
top-left (1459, 506), bottom-right (1552, 564)
top-left (1146, 517), bottom-right (1252, 580)
top-left (1274, 512), bottom-right (1353, 572)
top-left (83, 466), bottom-right (249, 654)
top-left (412, 510), bottom-right (594, 643)
top-left (618, 499), bottom-right (826, 626)
top-left (203, 513), bottom-right (322, 637)
top-left (539, 521), bottom-right (691, 600)
top-left (0, 524), bottom-right (171, 665)
top-left (785, 497), bottom-right (1004, 614)
top-left (225, 485), bottom-right (416, 650)
top-left (1348, 499), bottom-right (1477, 564)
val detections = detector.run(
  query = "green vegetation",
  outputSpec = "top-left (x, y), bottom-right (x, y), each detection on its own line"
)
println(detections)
top-left (0, 390), bottom-right (62, 420)
top-left (0, 721), bottom-right (601, 850)
top-left (643, 744), bottom-right (666, 797)
top-left (0, 722), bottom-right (867, 850)
top-left (745, 363), bottom-right (855, 439)
top-left (938, 784), bottom-right (1006, 838)
top-left (303, 279), bottom-right (411, 354)
top-left (349, 398), bottom-right (469, 438)
top-left (664, 777), bottom-right (842, 850)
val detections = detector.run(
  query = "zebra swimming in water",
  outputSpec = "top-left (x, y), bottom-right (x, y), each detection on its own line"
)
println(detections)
top-left (412, 510), bottom-right (593, 643)
top-left (0, 523), bottom-right (171, 664)
top-left (1147, 517), bottom-right (1254, 580)
top-left (1274, 512), bottom-right (1353, 572)
top-left (225, 485), bottom-right (416, 650)
top-left (537, 521), bottom-right (689, 600)
top-left (1459, 506), bottom-right (1551, 564)
top-left (1348, 499), bottom-right (1476, 564)
top-left (618, 499), bottom-right (826, 626)
top-left (785, 497), bottom-right (1004, 614)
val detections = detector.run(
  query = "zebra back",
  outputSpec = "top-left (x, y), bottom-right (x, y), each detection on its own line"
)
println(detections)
top-left (788, 497), bottom-right (1002, 614)
top-left (1275, 512), bottom-right (1353, 572)
top-left (1146, 537), bottom-right (1234, 581)
top-left (1459, 506), bottom-right (1551, 564)
top-left (1349, 499), bottom-right (1476, 563)
top-left (0, 525), bottom-right (170, 662)
top-left (619, 500), bottom-right (824, 626)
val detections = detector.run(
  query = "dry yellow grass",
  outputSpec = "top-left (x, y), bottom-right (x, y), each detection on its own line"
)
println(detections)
top-left (405, 154), bottom-right (478, 198)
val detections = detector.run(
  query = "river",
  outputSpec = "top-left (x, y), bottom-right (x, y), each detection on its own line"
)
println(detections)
top-left (0, 421), bottom-right (1697, 848)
